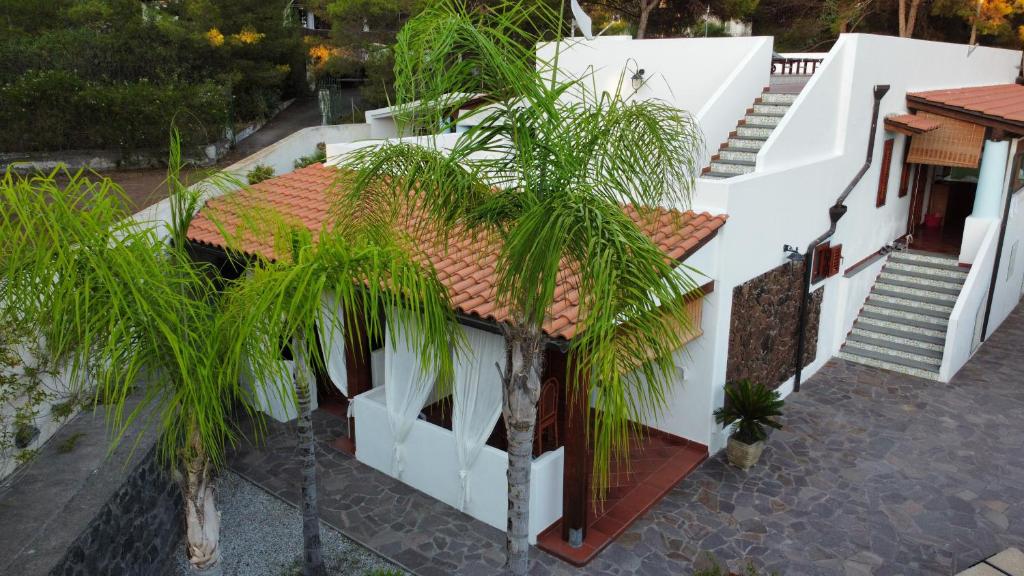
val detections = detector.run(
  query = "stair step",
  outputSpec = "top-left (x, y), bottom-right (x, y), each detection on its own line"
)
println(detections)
top-left (702, 171), bottom-right (743, 179)
top-left (863, 299), bottom-right (950, 321)
top-left (875, 277), bottom-right (961, 299)
top-left (853, 320), bottom-right (946, 346)
top-left (846, 332), bottom-right (944, 359)
top-left (710, 161), bottom-right (755, 175)
top-left (859, 312), bottom-right (948, 338)
top-left (841, 343), bottom-right (941, 370)
top-left (872, 289), bottom-right (955, 310)
top-left (886, 260), bottom-right (968, 280)
top-left (761, 92), bottom-right (799, 105)
top-left (719, 149), bottom-right (758, 162)
top-left (903, 249), bottom-right (959, 264)
top-left (752, 103), bottom-right (790, 115)
top-left (838, 349), bottom-right (941, 380)
top-left (737, 125), bottom-right (775, 138)
top-left (728, 137), bottom-right (767, 150)
top-left (745, 114), bottom-right (782, 127)
top-left (890, 253), bottom-right (965, 272)
top-left (880, 267), bottom-right (966, 290)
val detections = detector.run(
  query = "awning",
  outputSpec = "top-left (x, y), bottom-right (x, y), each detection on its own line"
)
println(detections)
top-left (885, 113), bottom-right (941, 136)
top-left (906, 112), bottom-right (986, 169)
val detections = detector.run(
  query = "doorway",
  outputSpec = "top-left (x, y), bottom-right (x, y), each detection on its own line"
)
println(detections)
top-left (907, 164), bottom-right (978, 255)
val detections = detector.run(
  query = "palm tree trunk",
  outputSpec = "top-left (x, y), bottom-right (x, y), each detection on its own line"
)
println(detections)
top-left (294, 334), bottom-right (324, 576)
top-left (182, 442), bottom-right (221, 573)
top-left (502, 324), bottom-right (545, 576)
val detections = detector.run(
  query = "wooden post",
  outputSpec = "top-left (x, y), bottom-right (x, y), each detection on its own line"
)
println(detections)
top-left (344, 302), bottom-right (373, 446)
top-left (561, 349), bottom-right (590, 547)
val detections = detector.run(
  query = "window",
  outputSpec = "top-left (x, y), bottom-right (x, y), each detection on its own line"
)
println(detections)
top-left (877, 138), bottom-right (895, 207)
top-left (813, 242), bottom-right (843, 282)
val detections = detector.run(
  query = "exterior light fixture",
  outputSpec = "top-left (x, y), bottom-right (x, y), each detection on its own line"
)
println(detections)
top-left (783, 244), bottom-right (804, 263)
top-left (631, 68), bottom-right (645, 91)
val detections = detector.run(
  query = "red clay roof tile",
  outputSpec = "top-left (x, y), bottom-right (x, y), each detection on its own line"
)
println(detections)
top-left (187, 163), bottom-right (726, 339)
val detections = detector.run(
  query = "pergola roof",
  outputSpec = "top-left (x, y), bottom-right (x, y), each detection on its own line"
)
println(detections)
top-left (187, 163), bottom-right (727, 340)
top-left (907, 84), bottom-right (1024, 135)
top-left (884, 113), bottom-right (941, 136)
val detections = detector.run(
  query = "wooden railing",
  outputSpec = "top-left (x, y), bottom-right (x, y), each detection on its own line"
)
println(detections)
top-left (771, 57), bottom-right (823, 76)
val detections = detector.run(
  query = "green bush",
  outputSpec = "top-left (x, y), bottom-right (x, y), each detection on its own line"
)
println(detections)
top-left (0, 71), bottom-right (229, 154)
top-left (293, 144), bottom-right (326, 169)
top-left (247, 164), bottom-right (276, 184)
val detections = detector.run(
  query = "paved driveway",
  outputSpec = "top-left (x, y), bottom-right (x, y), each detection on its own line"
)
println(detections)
top-left (231, 304), bottom-right (1024, 575)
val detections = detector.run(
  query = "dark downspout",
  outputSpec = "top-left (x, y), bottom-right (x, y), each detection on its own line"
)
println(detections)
top-left (980, 140), bottom-right (1017, 342)
top-left (793, 84), bottom-right (890, 392)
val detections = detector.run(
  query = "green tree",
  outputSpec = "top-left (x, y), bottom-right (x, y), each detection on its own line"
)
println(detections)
top-left (342, 1), bottom-right (705, 573)
top-left (0, 136), bottom-right (264, 570)
top-left (207, 154), bottom-right (460, 576)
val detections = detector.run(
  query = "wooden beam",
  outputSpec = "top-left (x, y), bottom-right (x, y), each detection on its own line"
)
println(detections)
top-left (344, 301), bottom-right (374, 445)
top-left (561, 350), bottom-right (590, 547)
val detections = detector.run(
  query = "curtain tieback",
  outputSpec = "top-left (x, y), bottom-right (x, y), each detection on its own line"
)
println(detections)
top-left (457, 469), bottom-right (470, 510)
top-left (392, 443), bottom-right (404, 478)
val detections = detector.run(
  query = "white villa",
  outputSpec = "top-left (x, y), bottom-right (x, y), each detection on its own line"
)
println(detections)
top-left (182, 33), bottom-right (1024, 565)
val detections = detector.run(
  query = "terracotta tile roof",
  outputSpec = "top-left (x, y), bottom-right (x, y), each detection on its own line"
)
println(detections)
top-left (885, 113), bottom-right (941, 135)
top-left (907, 84), bottom-right (1024, 130)
top-left (187, 163), bottom-right (726, 339)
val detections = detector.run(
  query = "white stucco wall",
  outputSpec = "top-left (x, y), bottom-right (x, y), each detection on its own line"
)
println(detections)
top-left (690, 34), bottom-right (1019, 447)
top-left (985, 186), bottom-right (1024, 338)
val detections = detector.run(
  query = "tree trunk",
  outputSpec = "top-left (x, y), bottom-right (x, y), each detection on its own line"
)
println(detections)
top-left (636, 0), bottom-right (656, 39)
top-left (182, 443), bottom-right (221, 573)
top-left (294, 334), bottom-right (324, 576)
top-left (502, 323), bottom-right (545, 576)
top-left (899, 0), bottom-right (922, 38)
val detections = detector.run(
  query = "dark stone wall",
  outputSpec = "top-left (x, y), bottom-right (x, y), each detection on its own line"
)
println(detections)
top-left (50, 447), bottom-right (181, 576)
top-left (726, 261), bottom-right (824, 389)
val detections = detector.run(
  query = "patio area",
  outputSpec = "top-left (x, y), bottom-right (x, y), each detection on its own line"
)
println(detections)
top-left (229, 303), bottom-right (1024, 575)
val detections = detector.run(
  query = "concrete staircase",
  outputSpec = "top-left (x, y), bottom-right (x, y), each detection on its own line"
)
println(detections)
top-left (702, 89), bottom-right (799, 179)
top-left (839, 251), bottom-right (968, 380)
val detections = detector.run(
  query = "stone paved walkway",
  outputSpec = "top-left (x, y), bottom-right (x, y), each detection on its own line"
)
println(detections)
top-left (229, 303), bottom-right (1024, 575)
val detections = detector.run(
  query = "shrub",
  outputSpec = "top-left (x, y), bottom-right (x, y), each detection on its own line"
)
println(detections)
top-left (713, 379), bottom-right (784, 445)
top-left (247, 164), bottom-right (276, 184)
top-left (294, 144), bottom-right (327, 169)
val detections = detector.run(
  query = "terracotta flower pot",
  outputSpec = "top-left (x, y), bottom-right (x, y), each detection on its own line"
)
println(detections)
top-left (726, 436), bottom-right (764, 470)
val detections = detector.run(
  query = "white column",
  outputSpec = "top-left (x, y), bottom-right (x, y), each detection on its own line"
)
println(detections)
top-left (973, 139), bottom-right (1010, 218)
top-left (961, 139), bottom-right (1010, 264)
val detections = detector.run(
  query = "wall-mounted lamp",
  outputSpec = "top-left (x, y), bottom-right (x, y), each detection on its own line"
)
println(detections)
top-left (783, 244), bottom-right (804, 263)
top-left (631, 68), bottom-right (646, 91)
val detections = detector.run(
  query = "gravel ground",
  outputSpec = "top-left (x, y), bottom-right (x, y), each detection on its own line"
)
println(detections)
top-left (168, 471), bottom-right (404, 576)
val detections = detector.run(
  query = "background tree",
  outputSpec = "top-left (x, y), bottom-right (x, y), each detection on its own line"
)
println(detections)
top-left (342, 1), bottom-right (704, 573)
top-left (898, 0), bottom-right (925, 36)
top-left (0, 0), bottom-right (305, 157)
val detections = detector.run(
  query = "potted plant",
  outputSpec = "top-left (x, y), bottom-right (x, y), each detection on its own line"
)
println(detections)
top-left (713, 379), bottom-right (784, 470)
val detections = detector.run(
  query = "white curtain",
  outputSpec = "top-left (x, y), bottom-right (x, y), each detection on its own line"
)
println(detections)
top-left (318, 291), bottom-right (348, 396)
top-left (384, 308), bottom-right (435, 478)
top-left (452, 326), bottom-right (505, 510)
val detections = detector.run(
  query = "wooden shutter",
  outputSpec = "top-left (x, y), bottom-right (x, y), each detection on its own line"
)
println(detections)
top-left (898, 163), bottom-right (912, 198)
top-left (877, 139), bottom-right (894, 207)
top-left (828, 244), bottom-right (843, 277)
top-left (813, 242), bottom-right (831, 282)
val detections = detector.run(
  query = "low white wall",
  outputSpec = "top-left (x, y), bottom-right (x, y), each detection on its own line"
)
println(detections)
top-left (537, 36), bottom-right (773, 154)
top-left (941, 220), bottom-right (999, 381)
top-left (985, 187), bottom-right (1024, 338)
top-left (352, 386), bottom-right (563, 543)
top-left (693, 37), bottom-right (773, 172)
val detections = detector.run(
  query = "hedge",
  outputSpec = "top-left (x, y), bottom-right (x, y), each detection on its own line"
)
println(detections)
top-left (0, 71), bottom-right (230, 154)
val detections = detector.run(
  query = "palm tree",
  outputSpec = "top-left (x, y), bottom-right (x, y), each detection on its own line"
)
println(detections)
top-left (341, 1), bottom-right (705, 573)
top-left (211, 192), bottom-right (460, 576)
top-left (0, 136), bottom-right (276, 572)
